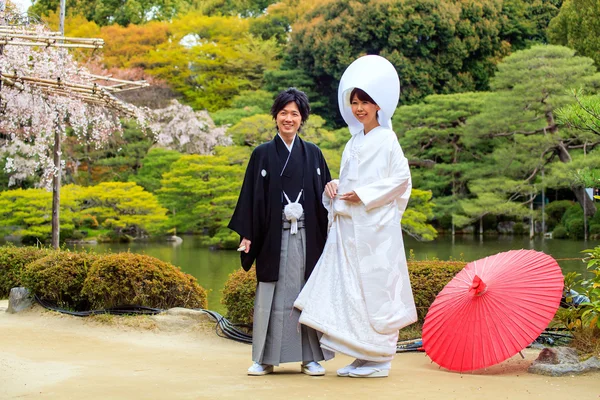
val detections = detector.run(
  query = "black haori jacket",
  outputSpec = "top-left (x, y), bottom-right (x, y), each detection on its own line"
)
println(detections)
top-left (228, 135), bottom-right (331, 282)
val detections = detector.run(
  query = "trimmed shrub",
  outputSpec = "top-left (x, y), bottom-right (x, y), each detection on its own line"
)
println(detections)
top-left (21, 251), bottom-right (97, 310)
top-left (408, 261), bottom-right (466, 320)
top-left (552, 226), bottom-right (568, 239)
top-left (0, 245), bottom-right (53, 298)
top-left (82, 253), bottom-right (207, 310)
top-left (512, 222), bottom-right (526, 235)
top-left (545, 200), bottom-right (574, 231)
top-left (221, 260), bottom-right (466, 325)
top-left (565, 218), bottom-right (585, 239)
top-left (222, 266), bottom-right (257, 325)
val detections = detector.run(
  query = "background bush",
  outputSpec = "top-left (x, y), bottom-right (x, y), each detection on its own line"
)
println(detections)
top-left (0, 245), bottom-right (52, 298)
top-left (408, 261), bottom-right (467, 320)
top-left (545, 200), bottom-right (574, 231)
top-left (221, 266), bottom-right (257, 325)
top-left (21, 251), bottom-right (97, 310)
top-left (553, 225), bottom-right (568, 239)
top-left (82, 253), bottom-right (207, 309)
top-left (221, 260), bottom-right (466, 325)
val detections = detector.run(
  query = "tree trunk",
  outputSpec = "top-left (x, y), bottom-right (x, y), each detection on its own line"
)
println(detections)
top-left (51, 127), bottom-right (61, 249)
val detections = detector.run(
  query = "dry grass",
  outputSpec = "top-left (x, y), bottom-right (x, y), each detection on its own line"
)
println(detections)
top-left (398, 322), bottom-right (423, 341)
top-left (570, 326), bottom-right (600, 359)
top-left (87, 314), bottom-right (159, 331)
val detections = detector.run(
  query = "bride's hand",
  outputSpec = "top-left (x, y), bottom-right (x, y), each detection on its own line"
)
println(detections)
top-left (324, 181), bottom-right (338, 199)
top-left (339, 191), bottom-right (361, 203)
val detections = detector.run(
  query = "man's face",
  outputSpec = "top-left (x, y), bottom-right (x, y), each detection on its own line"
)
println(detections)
top-left (276, 101), bottom-right (302, 137)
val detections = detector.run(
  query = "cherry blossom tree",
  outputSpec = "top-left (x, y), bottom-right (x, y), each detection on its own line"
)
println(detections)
top-left (151, 99), bottom-right (231, 155)
top-left (0, 9), bottom-right (146, 247)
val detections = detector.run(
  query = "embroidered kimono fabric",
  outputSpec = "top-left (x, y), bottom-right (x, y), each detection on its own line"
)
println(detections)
top-left (295, 127), bottom-right (418, 361)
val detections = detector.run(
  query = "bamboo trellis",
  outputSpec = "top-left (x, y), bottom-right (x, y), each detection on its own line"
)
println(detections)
top-left (0, 73), bottom-right (142, 117)
top-left (0, 10), bottom-right (148, 116)
top-left (0, 26), bottom-right (104, 49)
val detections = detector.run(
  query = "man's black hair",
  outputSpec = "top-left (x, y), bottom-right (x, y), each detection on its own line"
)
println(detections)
top-left (270, 87), bottom-right (311, 126)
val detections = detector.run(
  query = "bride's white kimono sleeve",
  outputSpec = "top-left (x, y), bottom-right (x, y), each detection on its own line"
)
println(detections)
top-left (350, 129), bottom-right (416, 334)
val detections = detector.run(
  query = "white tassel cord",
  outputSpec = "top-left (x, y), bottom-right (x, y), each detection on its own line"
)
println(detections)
top-left (283, 190), bottom-right (304, 235)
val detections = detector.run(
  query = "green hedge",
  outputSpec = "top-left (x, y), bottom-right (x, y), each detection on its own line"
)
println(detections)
top-left (21, 251), bottom-right (97, 310)
top-left (0, 244), bottom-right (53, 298)
top-left (221, 260), bottom-right (466, 325)
top-left (82, 253), bottom-right (207, 310)
top-left (0, 245), bottom-right (207, 311)
top-left (221, 266), bottom-right (257, 325)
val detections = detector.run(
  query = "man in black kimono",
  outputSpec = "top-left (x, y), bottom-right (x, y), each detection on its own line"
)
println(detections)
top-left (228, 88), bottom-right (332, 376)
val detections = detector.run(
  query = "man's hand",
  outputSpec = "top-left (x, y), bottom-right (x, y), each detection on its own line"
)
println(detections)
top-left (238, 238), bottom-right (251, 253)
top-left (339, 191), bottom-right (361, 204)
top-left (324, 181), bottom-right (338, 199)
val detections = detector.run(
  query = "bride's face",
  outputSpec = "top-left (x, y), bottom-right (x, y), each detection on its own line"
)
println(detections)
top-left (351, 95), bottom-right (380, 127)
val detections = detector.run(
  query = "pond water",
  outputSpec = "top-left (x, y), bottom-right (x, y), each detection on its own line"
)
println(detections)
top-left (66, 235), bottom-right (599, 314)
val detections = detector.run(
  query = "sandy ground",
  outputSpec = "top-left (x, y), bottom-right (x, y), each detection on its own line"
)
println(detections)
top-left (0, 300), bottom-right (598, 400)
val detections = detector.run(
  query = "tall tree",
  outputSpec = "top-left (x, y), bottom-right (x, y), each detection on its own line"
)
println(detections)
top-left (467, 45), bottom-right (600, 217)
top-left (31, 0), bottom-right (195, 26)
top-left (548, 0), bottom-right (600, 66)
top-left (284, 0), bottom-right (517, 125)
top-left (144, 12), bottom-right (282, 111)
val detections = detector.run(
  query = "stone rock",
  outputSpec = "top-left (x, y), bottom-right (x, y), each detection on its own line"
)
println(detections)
top-left (497, 221), bottom-right (515, 234)
top-left (535, 347), bottom-right (579, 364)
top-left (166, 307), bottom-right (212, 322)
top-left (149, 308), bottom-right (213, 331)
top-left (7, 287), bottom-right (33, 314)
top-left (528, 348), bottom-right (600, 376)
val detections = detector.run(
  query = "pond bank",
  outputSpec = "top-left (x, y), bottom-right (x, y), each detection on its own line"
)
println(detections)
top-left (1, 300), bottom-right (598, 400)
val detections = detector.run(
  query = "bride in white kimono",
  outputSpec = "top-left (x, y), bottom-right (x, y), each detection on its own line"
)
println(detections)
top-left (294, 55), bottom-right (418, 378)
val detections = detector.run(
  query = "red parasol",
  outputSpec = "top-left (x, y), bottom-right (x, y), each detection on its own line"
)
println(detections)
top-left (422, 249), bottom-right (564, 373)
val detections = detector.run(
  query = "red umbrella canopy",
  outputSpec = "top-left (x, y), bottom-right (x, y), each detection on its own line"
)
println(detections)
top-left (422, 249), bottom-right (564, 373)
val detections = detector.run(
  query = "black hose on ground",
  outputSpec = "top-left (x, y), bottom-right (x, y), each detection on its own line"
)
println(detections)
top-left (33, 296), bottom-right (253, 344)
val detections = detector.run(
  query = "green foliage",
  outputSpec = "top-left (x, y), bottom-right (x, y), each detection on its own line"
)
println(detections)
top-left (548, 0), bottom-right (600, 66)
top-left (64, 121), bottom-right (155, 186)
top-left (581, 246), bottom-right (600, 329)
top-left (222, 260), bottom-right (465, 324)
top-left (552, 225), bottom-right (568, 239)
top-left (211, 90), bottom-right (273, 126)
top-left (157, 150), bottom-right (249, 247)
top-left (0, 183), bottom-right (167, 243)
top-left (82, 252), bottom-right (207, 309)
top-left (404, 189), bottom-right (438, 241)
top-left (554, 247), bottom-right (600, 356)
top-left (221, 266), bottom-right (256, 324)
top-left (65, 182), bottom-right (168, 235)
top-left (545, 200), bottom-right (575, 231)
top-left (32, 0), bottom-right (195, 26)
top-left (408, 260), bottom-right (466, 320)
top-left (500, 0), bottom-right (562, 49)
top-left (130, 148), bottom-right (182, 193)
top-left (0, 245), bottom-right (53, 298)
top-left (512, 222), bottom-right (526, 235)
top-left (556, 90), bottom-right (600, 137)
top-left (21, 251), bottom-right (96, 310)
top-left (0, 188), bottom-right (76, 243)
top-left (144, 12), bottom-right (282, 111)
top-left (394, 92), bottom-right (490, 222)
top-left (284, 0), bottom-right (538, 125)
top-left (199, 0), bottom-right (277, 17)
